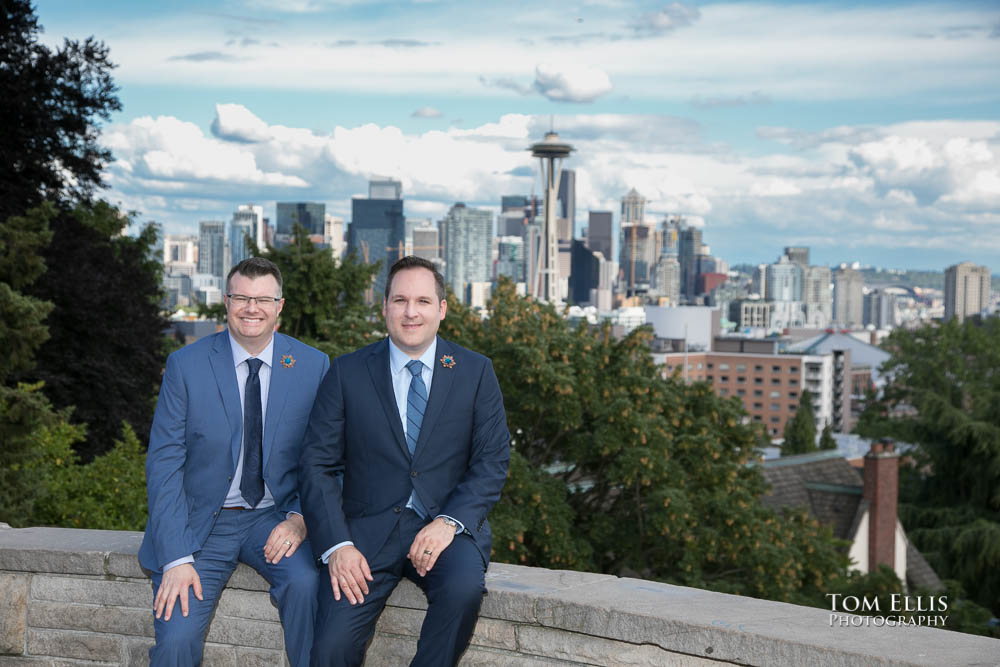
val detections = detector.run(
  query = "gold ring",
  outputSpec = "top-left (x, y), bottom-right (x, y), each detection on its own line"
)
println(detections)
top-left (423, 549), bottom-right (432, 555)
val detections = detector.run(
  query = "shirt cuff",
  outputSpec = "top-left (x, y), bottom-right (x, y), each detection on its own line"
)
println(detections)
top-left (320, 541), bottom-right (354, 564)
top-left (164, 555), bottom-right (194, 572)
top-left (436, 515), bottom-right (465, 534)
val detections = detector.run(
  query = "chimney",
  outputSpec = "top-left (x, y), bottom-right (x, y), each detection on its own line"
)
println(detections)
top-left (863, 438), bottom-right (899, 572)
top-left (870, 330), bottom-right (878, 346)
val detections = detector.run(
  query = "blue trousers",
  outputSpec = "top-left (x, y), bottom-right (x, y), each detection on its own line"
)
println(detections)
top-left (311, 509), bottom-right (486, 667)
top-left (149, 507), bottom-right (319, 667)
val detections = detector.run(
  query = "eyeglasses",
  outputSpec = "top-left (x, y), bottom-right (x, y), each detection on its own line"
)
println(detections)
top-left (226, 294), bottom-right (282, 306)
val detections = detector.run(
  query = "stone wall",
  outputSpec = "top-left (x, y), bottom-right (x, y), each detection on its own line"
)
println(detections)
top-left (0, 525), bottom-right (996, 666)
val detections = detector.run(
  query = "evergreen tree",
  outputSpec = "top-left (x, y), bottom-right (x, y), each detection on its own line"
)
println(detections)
top-left (782, 389), bottom-right (817, 455)
top-left (819, 422), bottom-right (837, 450)
top-left (857, 318), bottom-right (1000, 616)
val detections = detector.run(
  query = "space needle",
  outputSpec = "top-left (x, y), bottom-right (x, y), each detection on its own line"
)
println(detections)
top-left (529, 130), bottom-right (574, 304)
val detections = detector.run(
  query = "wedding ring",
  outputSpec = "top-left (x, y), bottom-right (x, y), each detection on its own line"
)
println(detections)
top-left (423, 549), bottom-right (432, 555)
top-left (284, 540), bottom-right (292, 546)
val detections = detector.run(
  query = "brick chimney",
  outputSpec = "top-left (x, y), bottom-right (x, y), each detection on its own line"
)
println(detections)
top-left (863, 439), bottom-right (899, 572)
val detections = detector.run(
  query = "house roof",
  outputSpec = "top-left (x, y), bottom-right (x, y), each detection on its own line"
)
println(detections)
top-left (785, 332), bottom-right (891, 385)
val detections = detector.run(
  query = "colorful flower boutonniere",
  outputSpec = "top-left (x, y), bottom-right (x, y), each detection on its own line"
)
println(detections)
top-left (281, 354), bottom-right (295, 368)
top-left (439, 354), bottom-right (456, 369)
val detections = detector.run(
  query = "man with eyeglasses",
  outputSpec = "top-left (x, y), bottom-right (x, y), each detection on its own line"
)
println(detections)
top-left (139, 257), bottom-right (329, 666)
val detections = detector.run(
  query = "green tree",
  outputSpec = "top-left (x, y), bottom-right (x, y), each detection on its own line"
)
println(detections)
top-left (1, 0), bottom-right (120, 223)
top-left (857, 317), bottom-right (1000, 616)
top-left (819, 422), bottom-right (837, 450)
top-left (782, 389), bottom-right (817, 455)
top-left (23, 202), bottom-right (166, 460)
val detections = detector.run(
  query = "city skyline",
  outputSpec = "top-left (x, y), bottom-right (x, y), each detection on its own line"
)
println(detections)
top-left (34, 0), bottom-right (1000, 270)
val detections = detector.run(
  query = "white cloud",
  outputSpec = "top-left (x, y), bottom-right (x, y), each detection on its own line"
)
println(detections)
top-left (532, 63), bottom-right (613, 103)
top-left (211, 103), bottom-right (272, 142)
top-left (629, 2), bottom-right (701, 37)
top-left (411, 106), bottom-right (443, 118)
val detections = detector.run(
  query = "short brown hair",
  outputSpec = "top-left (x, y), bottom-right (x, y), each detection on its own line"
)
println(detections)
top-left (227, 257), bottom-right (283, 297)
top-left (385, 256), bottom-right (445, 302)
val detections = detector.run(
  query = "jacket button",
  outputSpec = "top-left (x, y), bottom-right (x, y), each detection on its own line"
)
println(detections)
top-left (410, 471), bottom-right (418, 478)
top-left (394, 506), bottom-right (402, 513)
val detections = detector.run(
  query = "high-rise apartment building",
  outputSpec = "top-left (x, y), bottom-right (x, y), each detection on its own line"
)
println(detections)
top-left (440, 203), bottom-right (492, 302)
top-left (765, 256), bottom-right (803, 302)
top-left (324, 214), bottom-right (345, 261)
top-left (833, 267), bottom-right (864, 328)
top-left (276, 202), bottom-right (325, 241)
top-left (197, 220), bottom-right (225, 279)
top-left (944, 261), bottom-right (991, 323)
top-left (803, 265), bottom-right (832, 328)
top-left (863, 288), bottom-right (897, 329)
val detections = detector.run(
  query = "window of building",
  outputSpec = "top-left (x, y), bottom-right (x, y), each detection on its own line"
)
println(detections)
top-left (754, 364), bottom-right (763, 371)
top-left (789, 378), bottom-right (798, 385)
top-left (706, 375), bottom-right (714, 382)
top-left (770, 391), bottom-right (781, 398)
top-left (770, 403), bottom-right (780, 410)
top-left (789, 391), bottom-right (798, 399)
top-left (697, 362), bottom-right (703, 370)
top-left (720, 375), bottom-right (729, 382)
top-left (719, 363), bottom-right (730, 370)
top-left (770, 416), bottom-right (781, 423)
top-left (772, 365), bottom-right (781, 373)
top-left (752, 415), bottom-right (762, 422)
top-left (737, 376), bottom-right (746, 384)
top-left (736, 363), bottom-right (747, 372)
top-left (736, 389), bottom-right (746, 396)
top-left (771, 378), bottom-right (782, 385)
top-left (754, 390), bottom-right (763, 397)
top-left (707, 363), bottom-right (714, 369)
top-left (754, 378), bottom-right (763, 385)
top-left (753, 402), bottom-right (763, 409)
top-left (789, 366), bottom-right (799, 374)
top-left (720, 388), bottom-right (729, 396)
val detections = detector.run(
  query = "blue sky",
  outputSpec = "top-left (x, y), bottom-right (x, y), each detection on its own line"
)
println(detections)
top-left (34, 0), bottom-right (1000, 271)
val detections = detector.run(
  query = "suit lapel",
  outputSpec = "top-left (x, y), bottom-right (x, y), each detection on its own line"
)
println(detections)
top-left (263, 334), bottom-right (291, 470)
top-left (208, 332), bottom-right (243, 470)
top-left (415, 337), bottom-right (456, 458)
top-left (367, 339), bottom-right (409, 459)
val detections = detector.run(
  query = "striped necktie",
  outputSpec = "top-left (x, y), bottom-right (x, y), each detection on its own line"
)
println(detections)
top-left (406, 360), bottom-right (429, 518)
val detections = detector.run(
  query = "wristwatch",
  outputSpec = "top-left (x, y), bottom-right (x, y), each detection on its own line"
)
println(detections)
top-left (439, 516), bottom-right (461, 532)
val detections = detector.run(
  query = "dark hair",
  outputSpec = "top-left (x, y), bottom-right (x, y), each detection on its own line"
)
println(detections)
top-left (385, 256), bottom-right (446, 302)
top-left (226, 257), bottom-right (283, 297)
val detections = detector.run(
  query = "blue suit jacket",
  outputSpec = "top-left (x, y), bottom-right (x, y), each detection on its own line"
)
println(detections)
top-left (139, 331), bottom-right (330, 573)
top-left (299, 337), bottom-right (510, 565)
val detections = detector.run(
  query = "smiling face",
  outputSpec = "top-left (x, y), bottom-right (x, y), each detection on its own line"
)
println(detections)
top-left (383, 266), bottom-right (447, 359)
top-left (225, 272), bottom-right (284, 355)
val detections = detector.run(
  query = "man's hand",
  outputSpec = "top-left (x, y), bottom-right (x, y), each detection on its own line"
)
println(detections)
top-left (264, 514), bottom-right (307, 564)
top-left (328, 545), bottom-right (373, 605)
top-left (408, 518), bottom-right (456, 577)
top-left (154, 563), bottom-right (202, 621)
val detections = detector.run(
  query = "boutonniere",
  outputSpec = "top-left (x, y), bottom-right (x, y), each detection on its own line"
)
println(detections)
top-left (439, 354), bottom-right (456, 369)
top-left (280, 354), bottom-right (295, 368)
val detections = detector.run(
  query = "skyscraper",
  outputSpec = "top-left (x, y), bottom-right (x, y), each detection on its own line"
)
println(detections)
top-left (587, 211), bottom-right (613, 262)
top-left (412, 224), bottom-right (440, 260)
top-left (619, 188), bottom-right (656, 295)
top-left (276, 202), bottom-right (325, 240)
top-left (784, 246), bottom-right (809, 267)
top-left (233, 204), bottom-right (265, 252)
top-left (833, 267), bottom-right (864, 328)
top-left (944, 261), bottom-right (991, 323)
top-left (803, 265), bottom-right (833, 328)
top-left (652, 254), bottom-right (681, 306)
top-left (197, 220), bottom-right (225, 279)
top-left (765, 255), bottom-right (803, 302)
top-left (678, 226), bottom-right (703, 302)
top-left (440, 203), bottom-right (492, 302)
top-left (557, 169), bottom-right (575, 240)
top-left (863, 288), bottom-right (897, 329)
top-left (495, 235), bottom-right (525, 284)
top-left (349, 193), bottom-right (405, 298)
top-left (369, 177), bottom-right (403, 200)
top-left (228, 217), bottom-right (254, 272)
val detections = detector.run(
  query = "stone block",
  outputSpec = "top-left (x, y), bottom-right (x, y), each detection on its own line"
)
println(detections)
top-left (28, 600), bottom-right (153, 637)
top-left (216, 589), bottom-right (281, 622)
top-left (30, 575), bottom-right (150, 609)
top-left (107, 551), bottom-right (147, 579)
top-left (0, 657), bottom-right (60, 666)
top-left (384, 578), bottom-right (427, 609)
top-left (124, 636), bottom-right (155, 666)
top-left (0, 573), bottom-right (29, 654)
top-left (373, 606), bottom-right (422, 638)
top-left (457, 645), bottom-right (582, 666)
top-left (202, 643), bottom-right (238, 667)
top-left (515, 625), bottom-right (719, 666)
top-left (234, 646), bottom-right (288, 667)
top-left (26, 628), bottom-right (121, 662)
top-left (204, 615), bottom-right (283, 651)
top-left (467, 616), bottom-right (518, 651)
top-left (224, 563), bottom-right (270, 592)
top-left (364, 632), bottom-right (419, 666)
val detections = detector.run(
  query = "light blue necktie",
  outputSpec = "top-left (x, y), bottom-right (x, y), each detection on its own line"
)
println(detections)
top-left (406, 360), bottom-right (429, 518)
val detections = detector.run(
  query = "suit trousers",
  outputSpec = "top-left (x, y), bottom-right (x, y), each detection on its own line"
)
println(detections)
top-left (312, 509), bottom-right (486, 667)
top-left (149, 507), bottom-right (318, 667)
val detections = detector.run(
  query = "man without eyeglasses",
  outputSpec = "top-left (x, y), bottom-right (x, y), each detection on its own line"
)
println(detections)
top-left (139, 257), bottom-right (329, 666)
top-left (299, 255), bottom-right (510, 666)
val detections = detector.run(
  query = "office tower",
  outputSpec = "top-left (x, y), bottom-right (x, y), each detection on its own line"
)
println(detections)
top-left (678, 226), bottom-right (703, 302)
top-left (276, 202), bottom-right (325, 241)
top-left (557, 169), bottom-right (575, 241)
top-left (369, 177), bottom-right (403, 200)
top-left (412, 225), bottom-right (440, 260)
top-left (751, 264), bottom-right (767, 297)
top-left (229, 217), bottom-right (255, 271)
top-left (440, 203), bottom-right (492, 302)
top-left (803, 265), bottom-right (832, 328)
top-left (349, 193), bottom-right (405, 298)
top-left (324, 214), bottom-right (345, 261)
top-left (620, 188), bottom-right (657, 295)
top-left (569, 239), bottom-right (601, 304)
top-left (863, 288), bottom-right (896, 329)
top-left (944, 261), bottom-right (991, 323)
top-left (587, 211), bottom-right (613, 261)
top-left (529, 131), bottom-right (573, 303)
top-left (233, 204), bottom-right (265, 252)
top-left (496, 235), bottom-right (525, 283)
top-left (661, 217), bottom-right (681, 257)
top-left (652, 254), bottom-right (681, 306)
top-left (164, 234), bottom-right (198, 267)
top-left (784, 246), bottom-right (809, 267)
top-left (197, 220), bottom-right (225, 279)
top-left (765, 255), bottom-right (803, 302)
top-left (833, 267), bottom-right (864, 327)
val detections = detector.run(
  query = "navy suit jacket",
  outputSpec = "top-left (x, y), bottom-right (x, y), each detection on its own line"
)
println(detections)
top-left (139, 331), bottom-right (330, 573)
top-left (299, 337), bottom-right (510, 565)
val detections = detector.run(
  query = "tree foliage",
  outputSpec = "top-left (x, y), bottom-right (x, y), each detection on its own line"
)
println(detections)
top-left (782, 389), bottom-right (817, 455)
top-left (819, 423), bottom-right (837, 450)
top-left (857, 317), bottom-right (1000, 615)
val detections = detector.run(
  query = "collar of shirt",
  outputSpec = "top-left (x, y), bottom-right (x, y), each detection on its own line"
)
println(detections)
top-left (388, 336), bottom-right (438, 380)
top-left (229, 332), bottom-right (275, 371)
